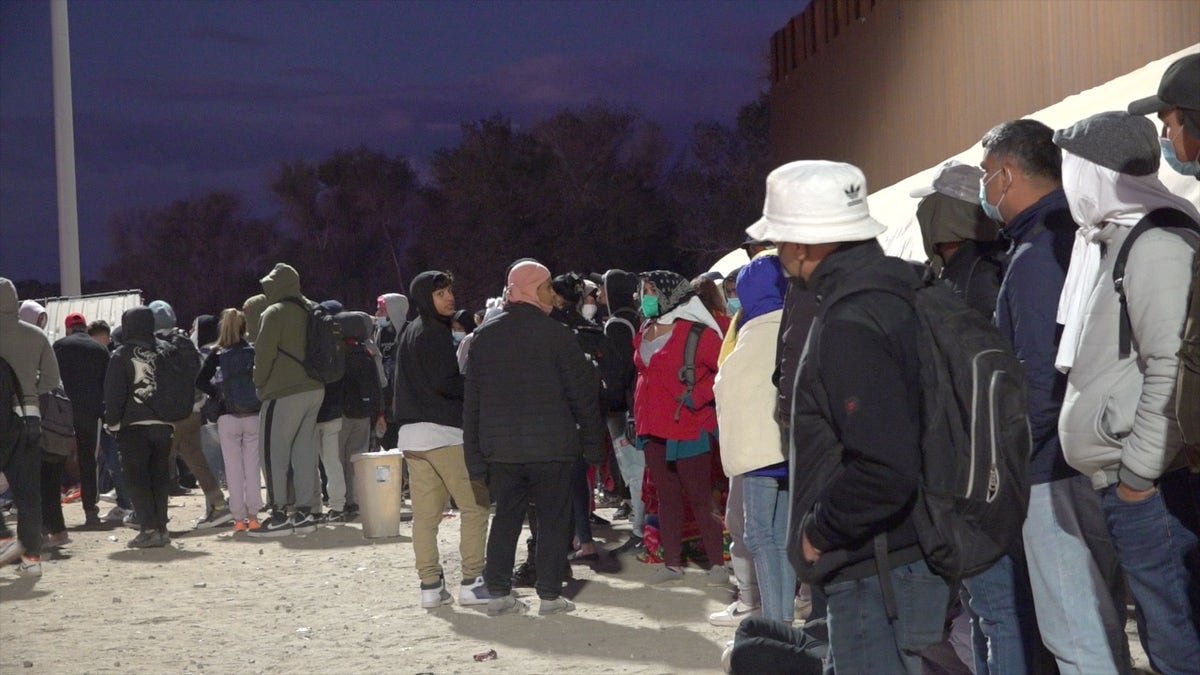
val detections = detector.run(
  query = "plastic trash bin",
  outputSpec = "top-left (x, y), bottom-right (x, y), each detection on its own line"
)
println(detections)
top-left (351, 450), bottom-right (403, 538)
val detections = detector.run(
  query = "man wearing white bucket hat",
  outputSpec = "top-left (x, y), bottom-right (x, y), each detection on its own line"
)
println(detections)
top-left (753, 161), bottom-right (949, 673)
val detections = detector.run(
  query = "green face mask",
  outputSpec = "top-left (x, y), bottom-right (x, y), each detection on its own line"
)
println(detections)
top-left (640, 294), bottom-right (660, 318)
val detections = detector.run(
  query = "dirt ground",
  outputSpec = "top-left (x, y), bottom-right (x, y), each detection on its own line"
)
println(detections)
top-left (1, 492), bottom-right (1152, 675)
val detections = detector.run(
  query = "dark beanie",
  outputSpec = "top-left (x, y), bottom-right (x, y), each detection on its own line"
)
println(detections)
top-left (1053, 111), bottom-right (1160, 176)
top-left (194, 314), bottom-right (219, 346)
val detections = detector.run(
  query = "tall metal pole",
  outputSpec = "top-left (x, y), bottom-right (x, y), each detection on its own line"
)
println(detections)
top-left (51, 0), bottom-right (81, 296)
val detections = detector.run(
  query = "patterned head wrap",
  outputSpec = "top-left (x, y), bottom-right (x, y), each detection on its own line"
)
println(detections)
top-left (639, 270), bottom-right (694, 315)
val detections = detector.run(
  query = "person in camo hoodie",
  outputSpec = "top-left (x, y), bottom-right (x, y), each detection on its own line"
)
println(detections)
top-left (248, 263), bottom-right (325, 538)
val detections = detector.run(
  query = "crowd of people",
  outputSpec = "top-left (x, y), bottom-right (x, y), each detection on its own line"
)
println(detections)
top-left (2, 54), bottom-right (1199, 675)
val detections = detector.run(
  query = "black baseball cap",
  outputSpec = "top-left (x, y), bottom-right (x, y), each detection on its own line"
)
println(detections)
top-left (1129, 53), bottom-right (1200, 116)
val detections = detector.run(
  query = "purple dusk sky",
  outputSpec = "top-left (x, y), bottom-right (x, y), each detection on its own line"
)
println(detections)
top-left (0, 0), bottom-right (803, 283)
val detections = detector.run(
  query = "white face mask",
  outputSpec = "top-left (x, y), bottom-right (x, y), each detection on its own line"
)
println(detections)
top-left (580, 304), bottom-right (598, 321)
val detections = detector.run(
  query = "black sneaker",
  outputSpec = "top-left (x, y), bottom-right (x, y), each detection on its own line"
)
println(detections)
top-left (343, 504), bottom-right (359, 522)
top-left (511, 560), bottom-right (537, 587)
top-left (291, 510), bottom-right (317, 535)
top-left (323, 510), bottom-right (344, 524)
top-left (613, 534), bottom-right (645, 556)
top-left (612, 503), bottom-right (632, 521)
top-left (247, 511), bottom-right (293, 538)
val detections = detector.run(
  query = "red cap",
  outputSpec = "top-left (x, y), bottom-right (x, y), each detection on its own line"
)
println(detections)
top-left (65, 312), bottom-right (87, 329)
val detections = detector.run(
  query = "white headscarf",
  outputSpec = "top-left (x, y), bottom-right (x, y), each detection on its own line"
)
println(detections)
top-left (657, 296), bottom-right (724, 339)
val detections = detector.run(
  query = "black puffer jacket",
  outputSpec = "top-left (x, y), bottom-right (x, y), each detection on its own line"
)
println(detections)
top-left (103, 306), bottom-right (170, 429)
top-left (788, 240), bottom-right (924, 586)
top-left (394, 272), bottom-right (463, 429)
top-left (463, 302), bottom-right (606, 479)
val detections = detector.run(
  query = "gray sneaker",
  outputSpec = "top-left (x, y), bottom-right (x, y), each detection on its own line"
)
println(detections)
top-left (705, 565), bottom-right (731, 587)
top-left (487, 592), bottom-right (530, 616)
top-left (126, 530), bottom-right (158, 549)
top-left (646, 565), bottom-right (685, 586)
top-left (538, 596), bottom-right (575, 616)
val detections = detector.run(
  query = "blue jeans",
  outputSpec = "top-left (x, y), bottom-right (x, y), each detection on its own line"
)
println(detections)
top-left (960, 554), bottom-right (1043, 675)
top-left (99, 430), bottom-right (133, 509)
top-left (1101, 470), bottom-right (1200, 675)
top-left (743, 475), bottom-right (794, 622)
top-left (824, 559), bottom-right (950, 674)
top-left (1023, 476), bottom-right (1128, 674)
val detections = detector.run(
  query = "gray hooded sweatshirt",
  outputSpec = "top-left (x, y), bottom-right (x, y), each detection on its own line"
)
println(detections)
top-left (0, 278), bottom-right (61, 415)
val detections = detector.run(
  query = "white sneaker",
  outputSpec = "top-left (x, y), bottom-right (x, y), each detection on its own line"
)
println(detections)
top-left (721, 639), bottom-right (734, 674)
top-left (459, 576), bottom-right (493, 606)
top-left (420, 578), bottom-right (452, 609)
top-left (0, 537), bottom-right (24, 565)
top-left (98, 489), bottom-right (118, 504)
top-left (708, 599), bottom-right (760, 627)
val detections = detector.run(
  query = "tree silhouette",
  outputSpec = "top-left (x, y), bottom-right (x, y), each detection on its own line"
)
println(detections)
top-left (270, 147), bottom-right (425, 311)
top-left (102, 192), bottom-right (276, 326)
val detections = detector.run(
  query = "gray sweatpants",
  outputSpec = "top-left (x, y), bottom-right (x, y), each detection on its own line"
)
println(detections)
top-left (338, 416), bottom-right (372, 507)
top-left (260, 388), bottom-right (323, 513)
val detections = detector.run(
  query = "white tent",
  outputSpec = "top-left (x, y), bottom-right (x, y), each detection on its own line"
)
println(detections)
top-left (710, 44), bottom-right (1200, 277)
top-left (874, 45), bottom-right (1200, 262)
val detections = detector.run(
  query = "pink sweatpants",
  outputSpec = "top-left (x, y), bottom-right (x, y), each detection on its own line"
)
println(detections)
top-left (218, 414), bottom-right (263, 520)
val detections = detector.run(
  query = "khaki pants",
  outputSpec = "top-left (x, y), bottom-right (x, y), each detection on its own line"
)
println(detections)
top-left (406, 444), bottom-right (489, 585)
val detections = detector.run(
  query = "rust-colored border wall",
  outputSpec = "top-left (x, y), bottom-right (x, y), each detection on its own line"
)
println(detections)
top-left (768, 0), bottom-right (1200, 189)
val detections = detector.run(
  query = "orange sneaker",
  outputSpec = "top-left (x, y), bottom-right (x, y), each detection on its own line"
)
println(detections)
top-left (234, 519), bottom-right (248, 532)
top-left (246, 518), bottom-right (260, 530)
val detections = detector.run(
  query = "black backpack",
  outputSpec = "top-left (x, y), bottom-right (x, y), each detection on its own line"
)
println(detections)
top-left (38, 386), bottom-right (75, 460)
top-left (0, 356), bottom-right (26, 459)
top-left (217, 344), bottom-right (261, 414)
top-left (145, 330), bottom-right (202, 422)
top-left (341, 342), bottom-right (382, 419)
top-left (815, 273), bottom-right (1032, 616)
top-left (573, 324), bottom-right (628, 411)
top-left (1111, 207), bottom-right (1200, 447)
top-left (279, 297), bottom-right (345, 384)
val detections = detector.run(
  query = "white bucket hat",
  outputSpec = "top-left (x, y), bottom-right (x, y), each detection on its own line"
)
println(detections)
top-left (746, 160), bottom-right (885, 245)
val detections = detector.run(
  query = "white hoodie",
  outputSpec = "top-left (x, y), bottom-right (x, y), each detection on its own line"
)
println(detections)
top-left (1057, 152), bottom-right (1200, 490)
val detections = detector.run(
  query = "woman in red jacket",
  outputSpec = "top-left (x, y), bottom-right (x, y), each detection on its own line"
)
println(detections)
top-left (633, 270), bottom-right (729, 586)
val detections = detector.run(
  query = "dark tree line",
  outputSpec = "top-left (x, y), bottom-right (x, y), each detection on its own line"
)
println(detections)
top-left (100, 97), bottom-right (769, 325)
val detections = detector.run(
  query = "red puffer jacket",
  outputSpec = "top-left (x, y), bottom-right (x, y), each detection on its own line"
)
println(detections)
top-left (632, 319), bottom-right (722, 441)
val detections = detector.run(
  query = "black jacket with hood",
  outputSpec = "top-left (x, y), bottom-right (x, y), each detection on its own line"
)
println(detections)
top-left (393, 272), bottom-right (464, 429)
top-left (103, 306), bottom-right (171, 430)
top-left (602, 269), bottom-right (640, 411)
top-left (788, 240), bottom-right (924, 586)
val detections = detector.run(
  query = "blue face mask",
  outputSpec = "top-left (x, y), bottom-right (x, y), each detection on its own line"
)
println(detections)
top-left (640, 294), bottom-right (660, 318)
top-left (375, 316), bottom-right (390, 328)
top-left (979, 168), bottom-right (1006, 222)
top-left (452, 330), bottom-right (466, 344)
top-left (726, 297), bottom-right (742, 314)
top-left (1161, 135), bottom-right (1200, 176)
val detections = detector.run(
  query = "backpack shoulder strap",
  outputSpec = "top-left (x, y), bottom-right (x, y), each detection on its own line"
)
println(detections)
top-left (1113, 207), bottom-right (1200, 358)
top-left (672, 322), bottom-right (708, 421)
